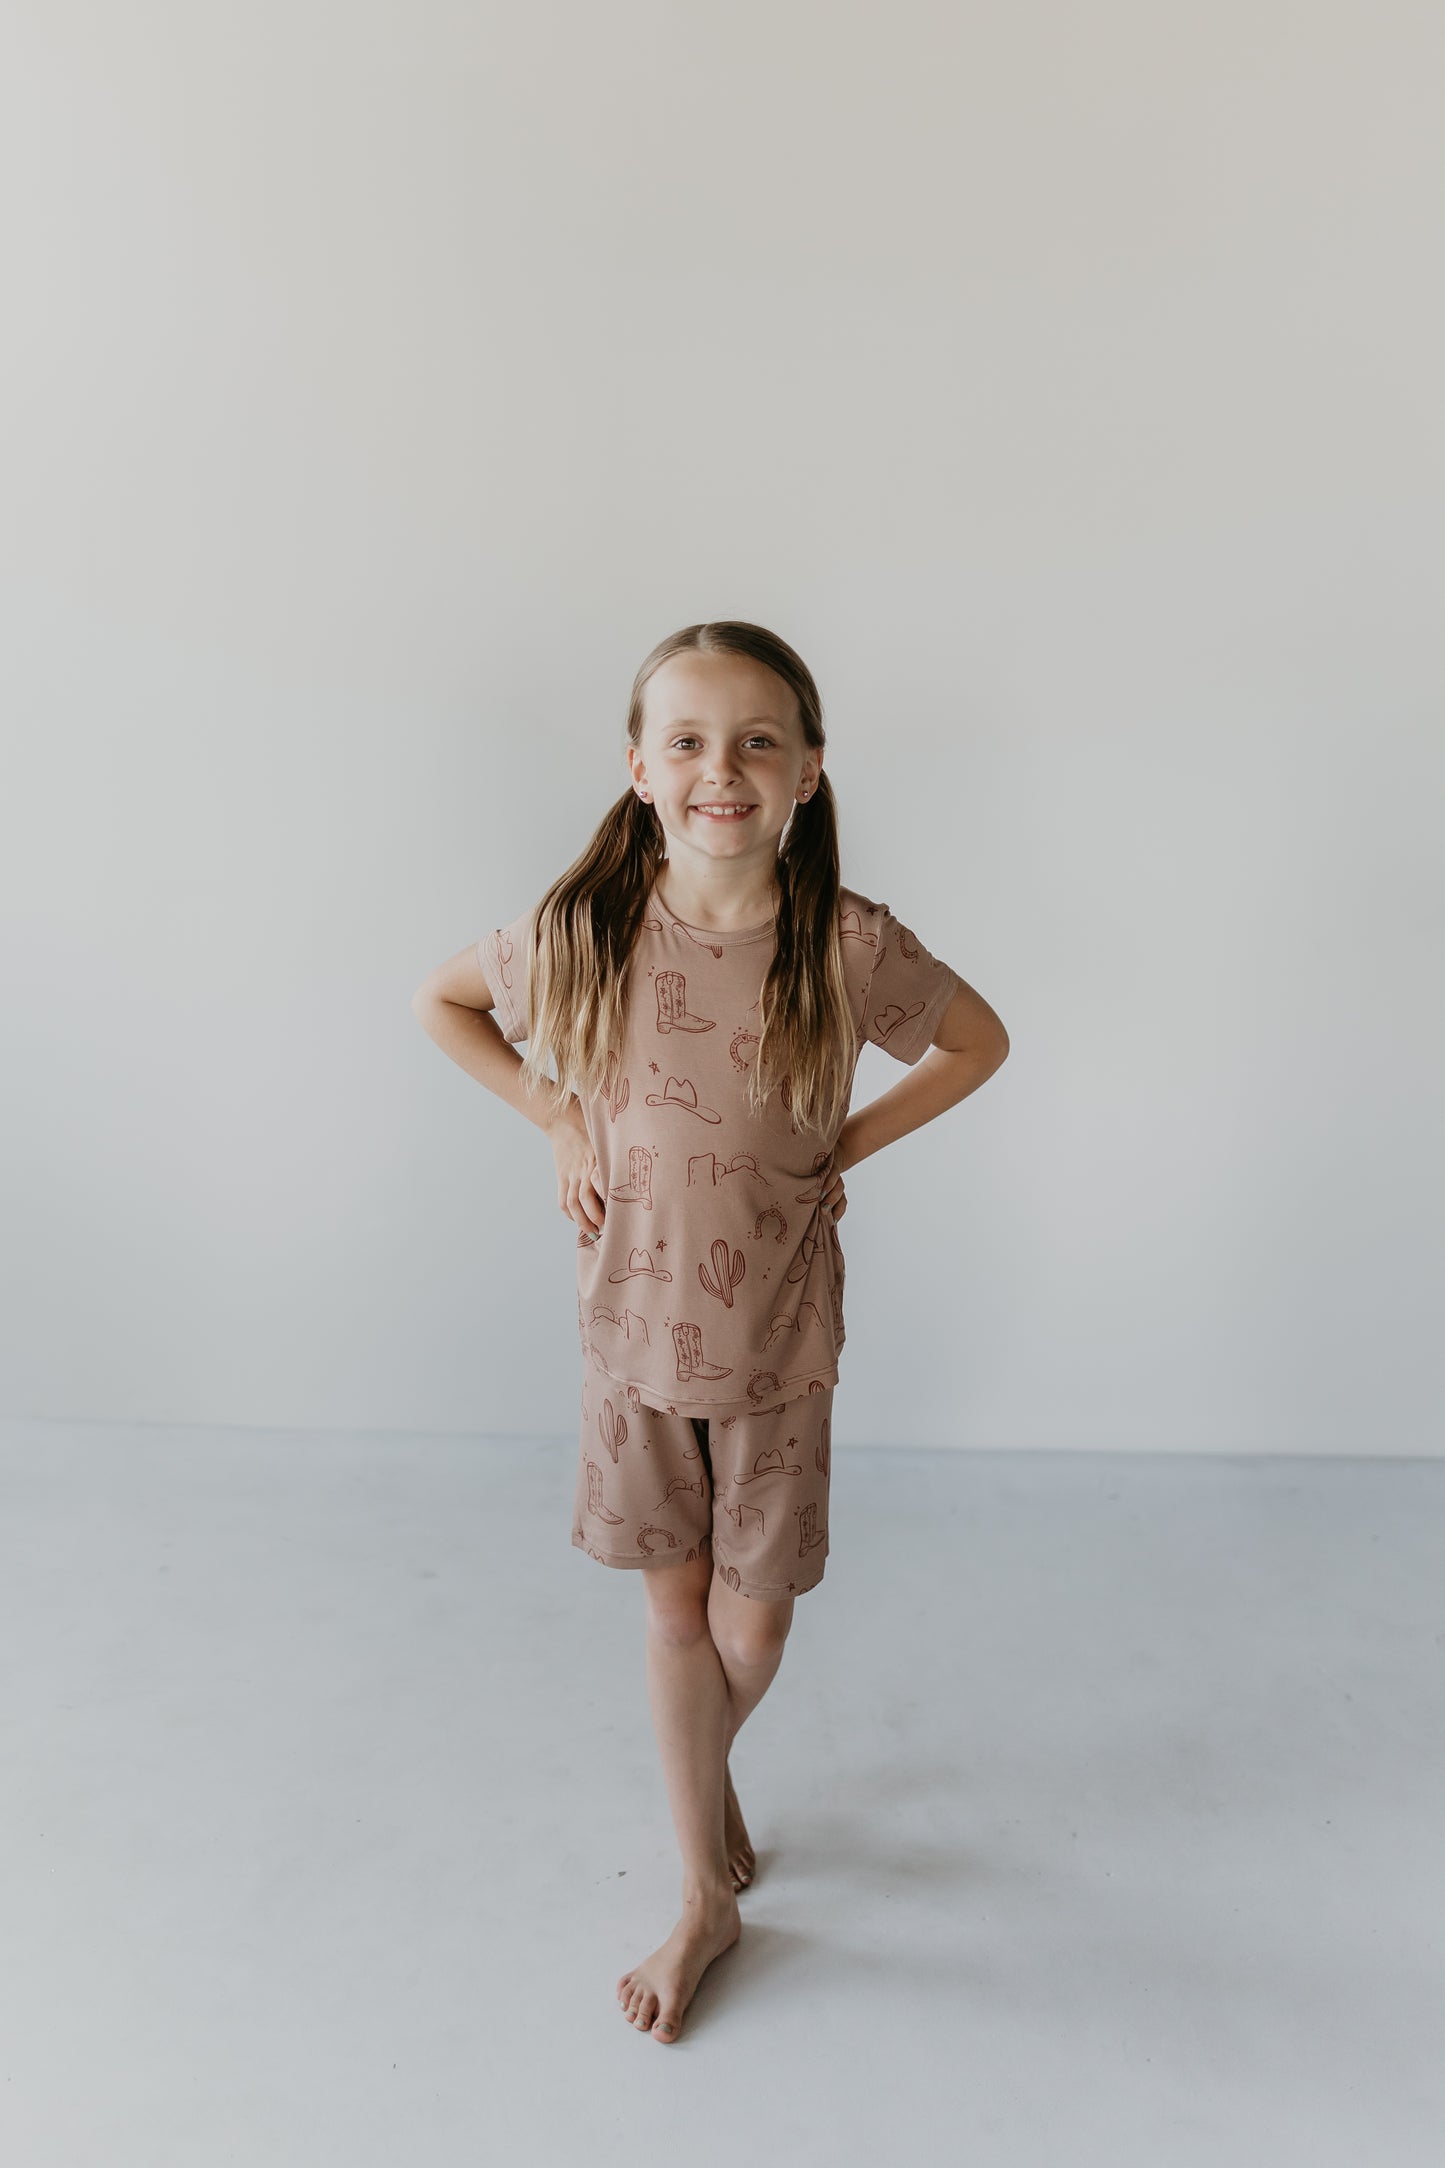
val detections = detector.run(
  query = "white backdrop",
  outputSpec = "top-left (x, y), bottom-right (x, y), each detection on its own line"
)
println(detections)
top-left (1, 1), bottom-right (1439, 1452)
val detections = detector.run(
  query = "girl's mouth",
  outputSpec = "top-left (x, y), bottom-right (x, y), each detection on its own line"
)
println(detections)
top-left (689, 805), bottom-right (757, 820)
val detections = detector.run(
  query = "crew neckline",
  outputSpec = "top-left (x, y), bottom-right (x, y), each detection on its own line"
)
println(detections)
top-left (650, 873), bottom-right (777, 944)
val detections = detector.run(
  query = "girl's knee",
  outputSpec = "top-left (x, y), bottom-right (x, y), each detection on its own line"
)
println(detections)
top-left (641, 1553), bottom-right (714, 1643)
top-left (709, 1585), bottom-right (793, 1666)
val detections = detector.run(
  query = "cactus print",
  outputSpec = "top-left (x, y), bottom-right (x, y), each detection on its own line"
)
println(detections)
top-left (479, 876), bottom-right (962, 1420)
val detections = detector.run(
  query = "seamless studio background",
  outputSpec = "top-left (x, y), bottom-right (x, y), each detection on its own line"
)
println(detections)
top-left (1, 14), bottom-right (1439, 1444)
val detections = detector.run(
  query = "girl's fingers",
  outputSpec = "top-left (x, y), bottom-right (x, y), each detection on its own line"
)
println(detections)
top-left (575, 1174), bottom-right (604, 1236)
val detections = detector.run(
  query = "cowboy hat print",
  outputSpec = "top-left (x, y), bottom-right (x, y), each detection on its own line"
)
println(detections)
top-left (608, 1246), bottom-right (673, 1284)
top-left (644, 1076), bottom-right (722, 1123)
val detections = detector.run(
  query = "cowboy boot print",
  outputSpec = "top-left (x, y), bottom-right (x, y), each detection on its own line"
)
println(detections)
top-left (698, 1238), bottom-right (745, 1307)
top-left (654, 970), bottom-right (716, 1034)
top-left (797, 1499), bottom-right (827, 1556)
top-left (609, 1143), bottom-right (654, 1207)
top-left (671, 1320), bottom-right (733, 1386)
top-left (598, 1395), bottom-right (627, 1465)
top-left (584, 1457), bottom-right (626, 1524)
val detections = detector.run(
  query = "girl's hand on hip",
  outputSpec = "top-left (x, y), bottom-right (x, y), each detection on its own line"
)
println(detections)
top-left (547, 1106), bottom-right (606, 1240)
top-left (821, 1150), bottom-right (848, 1222)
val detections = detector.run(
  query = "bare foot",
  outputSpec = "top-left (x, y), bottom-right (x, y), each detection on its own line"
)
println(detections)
top-left (617, 1889), bottom-right (741, 2043)
top-left (724, 1761), bottom-right (756, 1891)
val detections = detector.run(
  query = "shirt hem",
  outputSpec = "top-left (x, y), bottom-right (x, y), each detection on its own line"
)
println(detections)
top-left (585, 1346), bottom-right (842, 1419)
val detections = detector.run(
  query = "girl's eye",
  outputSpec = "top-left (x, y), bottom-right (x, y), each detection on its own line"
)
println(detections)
top-left (671, 737), bottom-right (773, 750)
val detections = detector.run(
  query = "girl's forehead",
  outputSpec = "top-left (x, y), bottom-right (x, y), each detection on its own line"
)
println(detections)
top-left (640, 678), bottom-right (798, 743)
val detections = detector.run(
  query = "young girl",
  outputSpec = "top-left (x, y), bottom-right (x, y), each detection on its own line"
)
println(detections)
top-left (415, 620), bottom-right (1009, 2045)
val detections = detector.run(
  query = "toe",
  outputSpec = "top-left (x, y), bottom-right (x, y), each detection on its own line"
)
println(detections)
top-left (653, 2011), bottom-right (680, 2042)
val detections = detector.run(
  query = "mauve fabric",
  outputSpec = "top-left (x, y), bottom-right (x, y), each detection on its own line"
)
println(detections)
top-left (478, 872), bottom-right (962, 1419)
top-left (571, 1373), bottom-right (837, 1600)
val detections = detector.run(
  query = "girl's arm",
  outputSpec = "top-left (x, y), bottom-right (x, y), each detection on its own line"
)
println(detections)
top-left (411, 942), bottom-right (571, 1138)
top-left (838, 979), bottom-right (1008, 1171)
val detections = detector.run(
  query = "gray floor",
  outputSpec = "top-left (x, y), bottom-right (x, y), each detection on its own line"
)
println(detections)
top-left (2, 1418), bottom-right (1441, 2168)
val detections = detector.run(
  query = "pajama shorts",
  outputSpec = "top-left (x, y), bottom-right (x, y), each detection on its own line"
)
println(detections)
top-left (571, 1374), bottom-right (833, 1600)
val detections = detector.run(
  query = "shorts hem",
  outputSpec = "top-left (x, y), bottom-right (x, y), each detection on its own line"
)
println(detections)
top-left (573, 1528), bottom-right (826, 1600)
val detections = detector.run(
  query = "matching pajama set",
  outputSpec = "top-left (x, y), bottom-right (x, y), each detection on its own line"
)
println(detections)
top-left (479, 873), bottom-right (963, 1601)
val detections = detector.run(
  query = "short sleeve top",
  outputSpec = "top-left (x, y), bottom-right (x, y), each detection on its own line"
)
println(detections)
top-left (479, 874), bottom-right (962, 1418)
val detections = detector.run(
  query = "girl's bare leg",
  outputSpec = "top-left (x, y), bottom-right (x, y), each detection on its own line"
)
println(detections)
top-left (711, 1572), bottom-right (795, 1890)
top-left (615, 1554), bottom-right (793, 2043)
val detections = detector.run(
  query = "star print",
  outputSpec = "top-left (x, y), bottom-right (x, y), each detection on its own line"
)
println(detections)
top-left (648, 1060), bottom-right (660, 1074)
top-left (655, 1238), bottom-right (667, 1251)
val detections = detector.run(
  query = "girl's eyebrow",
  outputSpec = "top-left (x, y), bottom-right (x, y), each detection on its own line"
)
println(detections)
top-left (662, 717), bottom-right (781, 729)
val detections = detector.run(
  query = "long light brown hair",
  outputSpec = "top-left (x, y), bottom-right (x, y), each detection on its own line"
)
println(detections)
top-left (515, 621), bottom-right (857, 1141)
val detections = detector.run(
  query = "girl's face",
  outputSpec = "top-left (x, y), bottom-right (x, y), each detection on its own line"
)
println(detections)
top-left (629, 652), bottom-right (820, 866)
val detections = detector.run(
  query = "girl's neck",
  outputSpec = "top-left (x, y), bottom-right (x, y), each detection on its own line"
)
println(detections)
top-left (652, 861), bottom-right (779, 933)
